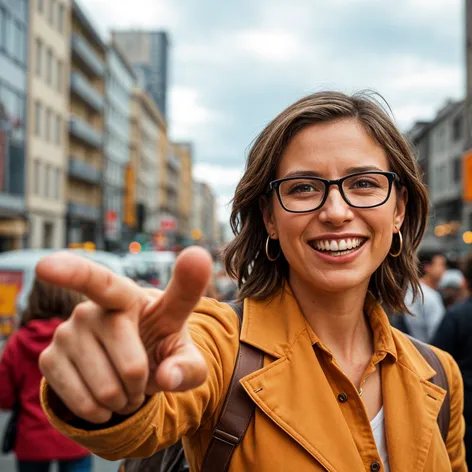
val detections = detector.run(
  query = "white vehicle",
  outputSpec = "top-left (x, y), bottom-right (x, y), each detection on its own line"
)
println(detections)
top-left (0, 249), bottom-right (125, 342)
top-left (123, 251), bottom-right (176, 289)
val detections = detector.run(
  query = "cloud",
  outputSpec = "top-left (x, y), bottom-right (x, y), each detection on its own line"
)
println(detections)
top-left (80, 0), bottom-right (464, 225)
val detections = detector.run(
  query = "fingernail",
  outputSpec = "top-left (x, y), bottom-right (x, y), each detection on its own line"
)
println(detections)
top-left (169, 367), bottom-right (183, 390)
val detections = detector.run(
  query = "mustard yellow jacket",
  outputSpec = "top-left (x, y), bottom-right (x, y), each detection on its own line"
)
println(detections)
top-left (41, 289), bottom-right (466, 471)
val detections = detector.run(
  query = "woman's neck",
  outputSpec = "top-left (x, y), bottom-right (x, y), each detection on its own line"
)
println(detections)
top-left (289, 274), bottom-right (373, 363)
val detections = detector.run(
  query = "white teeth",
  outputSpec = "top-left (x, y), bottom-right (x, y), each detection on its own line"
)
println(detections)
top-left (313, 237), bottom-right (365, 252)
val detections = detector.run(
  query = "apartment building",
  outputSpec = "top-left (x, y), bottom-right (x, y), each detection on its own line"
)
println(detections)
top-left (174, 142), bottom-right (192, 244)
top-left (130, 88), bottom-right (161, 243)
top-left (27, 0), bottom-right (71, 249)
top-left (67, 0), bottom-right (105, 247)
top-left (103, 42), bottom-right (135, 251)
top-left (0, 0), bottom-right (28, 252)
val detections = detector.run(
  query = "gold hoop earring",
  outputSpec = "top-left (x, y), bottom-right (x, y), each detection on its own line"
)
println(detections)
top-left (265, 235), bottom-right (280, 262)
top-left (389, 230), bottom-right (403, 258)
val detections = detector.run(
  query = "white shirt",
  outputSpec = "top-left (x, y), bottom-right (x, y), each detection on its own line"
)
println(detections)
top-left (371, 407), bottom-right (390, 472)
top-left (404, 282), bottom-right (445, 343)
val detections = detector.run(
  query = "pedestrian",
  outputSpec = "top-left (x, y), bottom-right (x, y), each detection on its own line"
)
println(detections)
top-left (433, 252), bottom-right (472, 466)
top-left (402, 249), bottom-right (447, 342)
top-left (0, 278), bottom-right (92, 472)
top-left (37, 91), bottom-right (466, 471)
top-left (440, 268), bottom-right (467, 310)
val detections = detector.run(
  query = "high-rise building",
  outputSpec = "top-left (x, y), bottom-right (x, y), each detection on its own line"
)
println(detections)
top-left (111, 30), bottom-right (169, 119)
top-left (174, 142), bottom-right (193, 245)
top-left (0, 0), bottom-right (28, 252)
top-left (191, 181), bottom-right (216, 249)
top-left (27, 0), bottom-right (71, 250)
top-left (130, 89), bottom-right (162, 244)
top-left (67, 0), bottom-right (106, 247)
top-left (103, 42), bottom-right (136, 251)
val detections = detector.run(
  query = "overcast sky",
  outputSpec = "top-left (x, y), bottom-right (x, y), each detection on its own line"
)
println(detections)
top-left (79, 0), bottom-right (463, 224)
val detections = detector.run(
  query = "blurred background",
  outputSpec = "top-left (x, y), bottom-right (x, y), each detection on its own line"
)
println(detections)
top-left (0, 0), bottom-right (471, 469)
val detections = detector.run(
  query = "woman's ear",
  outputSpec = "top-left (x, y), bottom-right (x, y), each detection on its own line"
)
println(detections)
top-left (394, 186), bottom-right (408, 231)
top-left (260, 195), bottom-right (278, 239)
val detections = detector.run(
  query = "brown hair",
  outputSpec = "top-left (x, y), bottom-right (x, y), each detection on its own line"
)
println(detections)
top-left (20, 278), bottom-right (84, 327)
top-left (223, 91), bottom-right (428, 313)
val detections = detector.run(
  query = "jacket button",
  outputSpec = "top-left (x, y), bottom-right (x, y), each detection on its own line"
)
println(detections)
top-left (337, 393), bottom-right (348, 403)
top-left (370, 461), bottom-right (381, 472)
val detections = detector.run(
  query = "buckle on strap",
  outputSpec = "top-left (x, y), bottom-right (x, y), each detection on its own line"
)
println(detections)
top-left (213, 428), bottom-right (240, 447)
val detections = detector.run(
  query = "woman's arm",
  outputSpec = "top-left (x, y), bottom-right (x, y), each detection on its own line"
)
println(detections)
top-left (432, 348), bottom-right (467, 471)
top-left (41, 299), bottom-right (240, 461)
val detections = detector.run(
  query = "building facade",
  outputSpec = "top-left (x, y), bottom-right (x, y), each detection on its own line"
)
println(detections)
top-left (191, 181), bottom-right (217, 249)
top-left (67, 0), bottom-right (106, 247)
top-left (103, 42), bottom-right (135, 251)
top-left (130, 89), bottom-right (161, 245)
top-left (0, 0), bottom-right (28, 252)
top-left (111, 30), bottom-right (169, 119)
top-left (27, 0), bottom-right (71, 250)
top-left (175, 142), bottom-right (192, 245)
top-left (408, 100), bottom-right (466, 255)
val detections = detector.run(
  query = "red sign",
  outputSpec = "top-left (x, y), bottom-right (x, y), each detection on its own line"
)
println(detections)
top-left (160, 219), bottom-right (177, 231)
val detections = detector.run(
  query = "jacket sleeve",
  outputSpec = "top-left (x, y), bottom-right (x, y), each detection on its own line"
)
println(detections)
top-left (0, 335), bottom-right (17, 410)
top-left (40, 299), bottom-right (240, 461)
top-left (432, 347), bottom-right (467, 471)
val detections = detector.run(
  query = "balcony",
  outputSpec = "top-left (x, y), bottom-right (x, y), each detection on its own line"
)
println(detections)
top-left (70, 71), bottom-right (104, 112)
top-left (167, 152), bottom-right (181, 172)
top-left (0, 193), bottom-right (25, 216)
top-left (69, 116), bottom-right (104, 149)
top-left (68, 158), bottom-right (102, 185)
top-left (71, 33), bottom-right (105, 78)
top-left (67, 202), bottom-right (100, 221)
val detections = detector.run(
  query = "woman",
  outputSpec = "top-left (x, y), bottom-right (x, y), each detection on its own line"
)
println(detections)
top-left (36, 92), bottom-right (466, 471)
top-left (0, 278), bottom-right (92, 472)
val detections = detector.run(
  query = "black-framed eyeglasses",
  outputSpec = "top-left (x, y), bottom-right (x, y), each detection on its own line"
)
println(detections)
top-left (268, 171), bottom-right (400, 213)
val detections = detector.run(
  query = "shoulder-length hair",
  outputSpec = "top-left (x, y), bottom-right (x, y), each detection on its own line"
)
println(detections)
top-left (223, 91), bottom-right (428, 313)
top-left (20, 278), bottom-right (84, 327)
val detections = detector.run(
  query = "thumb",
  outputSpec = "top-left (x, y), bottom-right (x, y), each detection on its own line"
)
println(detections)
top-left (147, 246), bottom-right (213, 337)
top-left (152, 340), bottom-right (208, 392)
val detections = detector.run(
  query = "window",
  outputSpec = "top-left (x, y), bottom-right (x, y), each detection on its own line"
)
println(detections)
top-left (56, 59), bottom-right (62, 91)
top-left (58, 3), bottom-right (65, 33)
top-left (34, 160), bottom-right (41, 195)
top-left (46, 48), bottom-right (53, 84)
top-left (5, 12), bottom-right (14, 57)
top-left (55, 114), bottom-right (61, 144)
top-left (35, 38), bottom-right (42, 76)
top-left (48, 0), bottom-right (55, 24)
top-left (55, 167), bottom-right (61, 199)
top-left (453, 156), bottom-right (462, 183)
top-left (452, 115), bottom-right (463, 142)
top-left (38, 0), bottom-right (44, 13)
top-left (45, 108), bottom-right (51, 141)
top-left (0, 8), bottom-right (5, 49)
top-left (14, 21), bottom-right (25, 64)
top-left (43, 222), bottom-right (54, 248)
top-left (34, 101), bottom-right (41, 136)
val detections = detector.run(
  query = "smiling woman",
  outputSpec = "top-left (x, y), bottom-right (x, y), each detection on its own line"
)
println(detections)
top-left (37, 91), bottom-right (466, 472)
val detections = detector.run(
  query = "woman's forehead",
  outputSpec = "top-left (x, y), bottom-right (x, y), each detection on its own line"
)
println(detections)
top-left (277, 120), bottom-right (389, 177)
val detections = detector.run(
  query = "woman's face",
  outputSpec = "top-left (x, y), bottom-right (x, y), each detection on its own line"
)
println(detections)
top-left (262, 118), bottom-right (407, 294)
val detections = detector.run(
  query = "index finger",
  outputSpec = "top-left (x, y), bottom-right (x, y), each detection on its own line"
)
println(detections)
top-left (36, 252), bottom-right (142, 311)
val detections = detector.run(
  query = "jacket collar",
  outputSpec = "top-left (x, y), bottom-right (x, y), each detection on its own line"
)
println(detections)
top-left (241, 285), bottom-right (398, 363)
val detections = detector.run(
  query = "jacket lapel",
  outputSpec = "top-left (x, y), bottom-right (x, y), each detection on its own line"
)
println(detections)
top-left (239, 289), bottom-right (365, 471)
top-left (383, 332), bottom-right (447, 472)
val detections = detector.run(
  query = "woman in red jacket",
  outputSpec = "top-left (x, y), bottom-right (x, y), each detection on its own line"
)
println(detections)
top-left (0, 278), bottom-right (92, 472)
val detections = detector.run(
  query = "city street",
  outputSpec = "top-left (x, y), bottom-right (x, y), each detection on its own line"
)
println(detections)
top-left (0, 412), bottom-right (119, 472)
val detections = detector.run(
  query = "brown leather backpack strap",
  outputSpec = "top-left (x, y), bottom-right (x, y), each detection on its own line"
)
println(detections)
top-left (406, 335), bottom-right (451, 443)
top-left (201, 301), bottom-right (263, 472)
